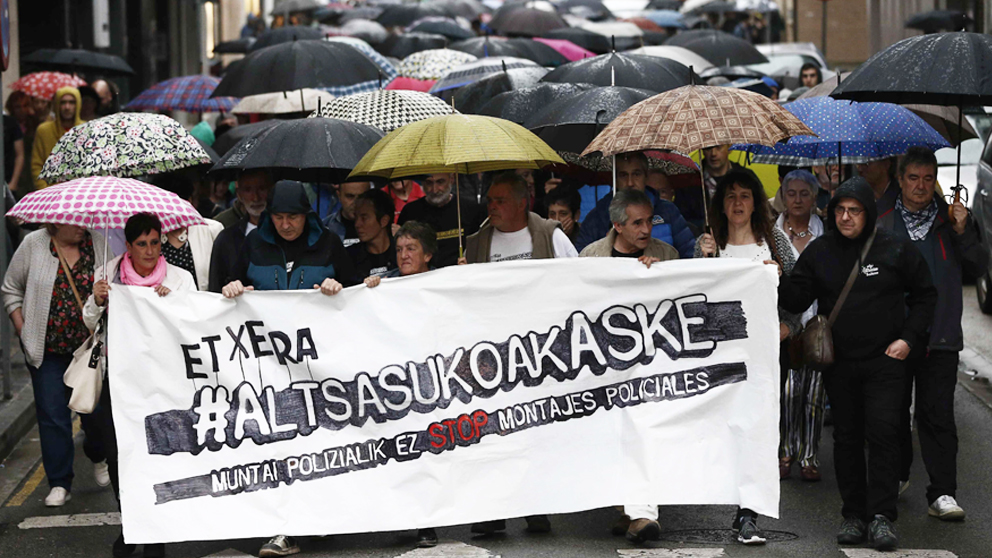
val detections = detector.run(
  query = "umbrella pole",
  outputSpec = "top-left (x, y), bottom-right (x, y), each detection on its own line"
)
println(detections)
top-left (952, 105), bottom-right (964, 217)
top-left (300, 89), bottom-right (306, 112)
top-left (456, 171), bottom-right (464, 259)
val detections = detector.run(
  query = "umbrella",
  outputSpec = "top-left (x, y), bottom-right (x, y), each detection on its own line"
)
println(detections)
top-left (427, 0), bottom-right (489, 20)
top-left (408, 18), bottom-right (476, 41)
top-left (212, 40), bottom-right (383, 97)
top-left (541, 28), bottom-right (612, 54)
top-left (429, 56), bottom-right (539, 94)
top-left (558, 150), bottom-right (698, 175)
top-left (732, 97), bottom-right (950, 165)
top-left (700, 65), bottom-right (766, 81)
top-left (9, 72), bottom-right (87, 100)
top-left (376, 32), bottom-right (449, 58)
top-left (211, 117), bottom-right (384, 183)
top-left (450, 37), bottom-right (568, 66)
top-left (906, 10), bottom-right (972, 33)
top-left (526, 86), bottom-right (656, 152)
top-left (22, 48), bottom-right (134, 76)
top-left (558, 0), bottom-right (613, 20)
top-left (452, 66), bottom-right (550, 114)
top-left (627, 45), bottom-right (714, 72)
top-left (39, 113), bottom-right (213, 185)
top-left (340, 7), bottom-right (384, 23)
top-left (385, 77), bottom-right (437, 92)
top-left (9, 176), bottom-right (205, 233)
top-left (377, 4), bottom-right (452, 27)
top-left (665, 29), bottom-right (769, 66)
top-left (680, 0), bottom-right (735, 14)
top-left (324, 36), bottom-right (398, 80)
top-left (736, 0), bottom-right (779, 11)
top-left (491, 7), bottom-right (568, 37)
top-left (902, 105), bottom-right (978, 146)
top-left (338, 19), bottom-right (390, 44)
top-left (124, 75), bottom-right (238, 113)
top-left (248, 26), bottom-right (327, 52)
top-left (271, 0), bottom-right (329, 15)
top-left (232, 89), bottom-right (337, 115)
top-left (623, 17), bottom-right (665, 33)
top-left (532, 38), bottom-right (596, 62)
top-left (540, 53), bottom-right (697, 93)
top-left (727, 77), bottom-right (774, 98)
top-left (477, 82), bottom-right (594, 123)
top-left (648, 0), bottom-right (684, 9)
top-left (312, 89), bottom-right (455, 132)
top-left (214, 38), bottom-right (256, 54)
top-left (397, 48), bottom-right (478, 80)
top-left (195, 139), bottom-right (220, 165)
top-left (642, 10), bottom-right (687, 28)
top-left (213, 120), bottom-right (282, 156)
top-left (571, 22), bottom-right (644, 51)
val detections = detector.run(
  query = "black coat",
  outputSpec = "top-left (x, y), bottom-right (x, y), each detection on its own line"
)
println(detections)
top-left (208, 216), bottom-right (251, 293)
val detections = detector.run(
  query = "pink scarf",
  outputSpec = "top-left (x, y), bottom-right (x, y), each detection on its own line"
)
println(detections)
top-left (119, 253), bottom-right (168, 287)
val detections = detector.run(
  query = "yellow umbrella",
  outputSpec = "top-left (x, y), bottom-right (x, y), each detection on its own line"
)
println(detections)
top-left (349, 113), bottom-right (564, 257)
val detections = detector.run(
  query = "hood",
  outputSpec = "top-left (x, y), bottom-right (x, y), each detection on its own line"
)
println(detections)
top-left (826, 176), bottom-right (877, 242)
top-left (53, 86), bottom-right (83, 134)
top-left (259, 180), bottom-right (326, 246)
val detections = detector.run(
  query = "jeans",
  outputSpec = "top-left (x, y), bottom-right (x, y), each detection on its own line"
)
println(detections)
top-left (824, 355), bottom-right (905, 522)
top-left (899, 350), bottom-right (959, 504)
top-left (27, 352), bottom-right (106, 490)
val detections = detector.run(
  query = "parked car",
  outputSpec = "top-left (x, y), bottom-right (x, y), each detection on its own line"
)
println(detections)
top-left (970, 125), bottom-right (992, 313)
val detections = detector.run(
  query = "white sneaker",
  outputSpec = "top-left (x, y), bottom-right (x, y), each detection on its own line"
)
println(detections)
top-left (93, 461), bottom-right (111, 488)
top-left (928, 495), bottom-right (965, 521)
top-left (259, 535), bottom-right (299, 557)
top-left (44, 487), bottom-right (71, 507)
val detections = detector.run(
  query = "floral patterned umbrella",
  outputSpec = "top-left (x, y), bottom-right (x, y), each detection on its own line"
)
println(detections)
top-left (9, 72), bottom-right (87, 100)
top-left (8, 176), bottom-right (205, 232)
top-left (39, 113), bottom-right (212, 185)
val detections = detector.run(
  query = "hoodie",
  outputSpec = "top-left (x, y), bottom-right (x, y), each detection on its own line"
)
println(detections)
top-left (31, 86), bottom-right (83, 189)
top-left (778, 178), bottom-right (937, 361)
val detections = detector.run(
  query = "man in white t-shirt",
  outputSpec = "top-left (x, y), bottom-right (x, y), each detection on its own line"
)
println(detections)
top-left (463, 171), bottom-right (577, 264)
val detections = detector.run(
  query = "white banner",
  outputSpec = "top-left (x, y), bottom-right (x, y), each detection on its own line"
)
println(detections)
top-left (108, 258), bottom-right (780, 544)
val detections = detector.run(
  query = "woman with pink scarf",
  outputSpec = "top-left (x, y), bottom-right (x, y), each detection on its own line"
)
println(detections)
top-left (82, 212), bottom-right (194, 558)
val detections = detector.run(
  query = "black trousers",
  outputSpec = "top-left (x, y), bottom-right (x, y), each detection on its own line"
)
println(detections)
top-left (823, 355), bottom-right (905, 522)
top-left (90, 378), bottom-right (120, 504)
top-left (899, 350), bottom-right (959, 504)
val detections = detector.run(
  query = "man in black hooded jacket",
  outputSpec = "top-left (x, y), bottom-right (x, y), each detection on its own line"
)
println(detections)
top-left (779, 177), bottom-right (937, 552)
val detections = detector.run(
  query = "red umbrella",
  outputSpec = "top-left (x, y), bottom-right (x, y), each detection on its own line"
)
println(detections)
top-left (533, 38), bottom-right (596, 62)
top-left (9, 72), bottom-right (87, 100)
top-left (385, 77), bottom-right (437, 92)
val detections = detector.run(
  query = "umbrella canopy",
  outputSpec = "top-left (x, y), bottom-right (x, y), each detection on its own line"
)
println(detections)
top-left (271, 0), bottom-right (328, 15)
top-left (124, 75), bottom-right (238, 113)
top-left (450, 37), bottom-right (568, 66)
top-left (665, 29), bottom-right (769, 66)
top-left (408, 18), bottom-right (475, 41)
top-left (212, 40), bottom-right (383, 97)
top-left (340, 7), bottom-right (384, 23)
top-left (540, 53), bottom-right (697, 93)
top-left (213, 120), bottom-right (282, 156)
top-left (680, 0), bottom-right (735, 14)
top-left (452, 67), bottom-right (550, 114)
top-left (559, 150), bottom-right (698, 175)
top-left (558, 0), bottom-right (613, 21)
top-left (478, 82), bottom-right (594, 123)
top-left (541, 28), bottom-right (612, 54)
top-left (39, 113), bottom-right (213, 185)
top-left (214, 37), bottom-right (256, 54)
top-left (532, 38), bottom-right (596, 62)
top-left (9, 72), bottom-right (87, 100)
top-left (312, 89), bottom-right (455, 131)
top-left (700, 65), bottom-right (766, 81)
top-left (9, 177), bottom-right (205, 232)
top-left (582, 85), bottom-right (814, 157)
top-left (427, 0), bottom-right (489, 20)
top-left (349, 114), bottom-right (564, 178)
top-left (195, 139), bottom-right (220, 165)
top-left (831, 32), bottom-right (992, 107)
top-left (492, 7), bottom-right (568, 37)
top-left (397, 49), bottom-right (478, 80)
top-left (526, 86), bottom-right (656, 152)
top-left (572, 21), bottom-right (644, 51)
top-left (377, 4), bottom-right (452, 27)
top-left (377, 32), bottom-right (449, 58)
top-left (429, 56), bottom-right (539, 94)
top-left (338, 19), bottom-right (389, 44)
top-left (22, 48), bottom-right (134, 76)
top-left (623, 17), bottom-right (665, 33)
top-left (902, 104), bottom-right (978, 145)
top-left (642, 10), bottom-right (686, 28)
top-left (248, 26), bottom-right (327, 52)
top-left (385, 77), bottom-right (437, 92)
top-left (324, 36), bottom-right (398, 80)
top-left (232, 89), bottom-right (336, 115)
top-left (906, 10), bottom-right (972, 33)
top-left (732, 97), bottom-right (951, 165)
top-left (212, 117), bottom-right (384, 183)
top-left (627, 45), bottom-right (714, 72)
top-left (648, 0), bottom-right (683, 9)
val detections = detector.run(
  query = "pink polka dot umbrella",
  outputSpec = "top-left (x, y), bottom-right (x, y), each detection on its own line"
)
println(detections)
top-left (8, 176), bottom-right (205, 233)
top-left (9, 72), bottom-right (87, 100)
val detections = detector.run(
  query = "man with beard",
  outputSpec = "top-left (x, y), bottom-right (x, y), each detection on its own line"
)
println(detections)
top-left (208, 170), bottom-right (275, 292)
top-left (31, 87), bottom-right (83, 189)
top-left (398, 173), bottom-right (484, 267)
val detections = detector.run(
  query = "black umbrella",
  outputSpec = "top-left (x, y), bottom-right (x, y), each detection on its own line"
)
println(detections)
top-left (211, 118), bottom-right (385, 183)
top-left (558, 0), bottom-right (613, 21)
top-left (427, 0), bottom-right (489, 20)
top-left (491, 7), bottom-right (568, 37)
top-left (249, 26), bottom-right (326, 52)
top-left (508, 39), bottom-right (570, 67)
top-left (700, 65), bottom-right (766, 80)
top-left (340, 7), bottom-right (384, 23)
top-left (665, 30), bottom-right (768, 66)
top-left (212, 40), bottom-right (382, 97)
top-left (478, 82), bottom-right (594, 123)
top-left (686, 1), bottom-right (736, 13)
top-left (214, 37), bottom-right (256, 54)
top-left (648, 0), bottom-right (682, 8)
top-left (539, 53), bottom-right (698, 93)
top-left (449, 37), bottom-right (567, 66)
top-left (452, 66), bottom-right (550, 114)
top-left (409, 19), bottom-right (476, 41)
top-left (213, 120), bottom-right (282, 157)
top-left (22, 48), bottom-right (134, 76)
top-left (541, 28), bottom-right (612, 54)
top-left (377, 4), bottom-right (452, 27)
top-left (272, 0), bottom-right (327, 15)
top-left (906, 10), bottom-right (972, 33)
top-left (524, 86), bottom-right (655, 152)
top-left (376, 33), bottom-right (449, 58)
top-left (640, 31), bottom-right (671, 47)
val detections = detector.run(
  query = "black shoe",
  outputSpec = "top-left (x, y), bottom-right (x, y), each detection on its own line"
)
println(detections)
top-left (837, 517), bottom-right (867, 545)
top-left (112, 532), bottom-right (136, 558)
top-left (734, 515), bottom-right (766, 545)
top-left (524, 514), bottom-right (551, 533)
top-left (143, 543), bottom-right (165, 558)
top-left (625, 518), bottom-right (661, 544)
top-left (417, 528), bottom-right (438, 548)
top-left (868, 514), bottom-right (898, 551)
top-left (470, 519), bottom-right (506, 535)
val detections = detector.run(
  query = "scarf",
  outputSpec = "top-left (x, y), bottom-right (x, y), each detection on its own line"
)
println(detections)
top-left (119, 253), bottom-right (168, 287)
top-left (896, 196), bottom-right (938, 242)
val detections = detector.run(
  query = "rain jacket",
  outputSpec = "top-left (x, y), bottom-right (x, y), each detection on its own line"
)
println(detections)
top-left (31, 86), bottom-right (83, 189)
top-left (575, 189), bottom-right (696, 258)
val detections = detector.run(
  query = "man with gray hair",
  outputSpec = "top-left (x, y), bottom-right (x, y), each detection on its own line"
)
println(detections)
top-left (580, 188), bottom-right (678, 266)
top-left (399, 173), bottom-right (484, 268)
top-left (463, 172), bottom-right (577, 263)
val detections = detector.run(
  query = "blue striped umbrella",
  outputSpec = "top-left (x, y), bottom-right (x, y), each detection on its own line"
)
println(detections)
top-left (732, 96), bottom-right (950, 165)
top-left (125, 75), bottom-right (238, 113)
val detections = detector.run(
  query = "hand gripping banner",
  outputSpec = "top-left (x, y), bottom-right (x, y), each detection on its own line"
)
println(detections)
top-left (108, 258), bottom-right (781, 543)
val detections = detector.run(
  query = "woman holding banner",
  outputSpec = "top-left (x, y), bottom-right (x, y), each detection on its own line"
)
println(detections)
top-left (84, 212), bottom-right (195, 558)
top-left (696, 169), bottom-right (801, 546)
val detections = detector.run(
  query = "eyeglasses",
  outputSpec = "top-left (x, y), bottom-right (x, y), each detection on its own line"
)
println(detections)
top-left (834, 206), bottom-right (864, 217)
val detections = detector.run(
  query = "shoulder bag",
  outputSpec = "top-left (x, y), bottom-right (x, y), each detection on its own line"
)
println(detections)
top-left (54, 243), bottom-right (104, 414)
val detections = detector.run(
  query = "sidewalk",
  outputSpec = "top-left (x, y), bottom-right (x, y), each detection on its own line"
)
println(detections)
top-left (959, 344), bottom-right (992, 411)
top-left (0, 344), bottom-right (34, 463)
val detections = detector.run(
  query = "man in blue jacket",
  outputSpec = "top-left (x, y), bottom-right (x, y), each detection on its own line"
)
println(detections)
top-left (574, 151), bottom-right (696, 258)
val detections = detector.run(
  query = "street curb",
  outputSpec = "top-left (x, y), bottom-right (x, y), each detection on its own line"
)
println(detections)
top-left (958, 346), bottom-right (992, 411)
top-left (0, 372), bottom-right (35, 464)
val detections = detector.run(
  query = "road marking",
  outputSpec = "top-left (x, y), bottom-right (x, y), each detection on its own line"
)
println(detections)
top-left (202, 550), bottom-right (253, 557)
top-left (5, 464), bottom-right (46, 507)
top-left (841, 550), bottom-right (957, 558)
top-left (618, 549), bottom-right (726, 557)
top-left (394, 540), bottom-right (499, 557)
top-left (18, 512), bottom-right (121, 529)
